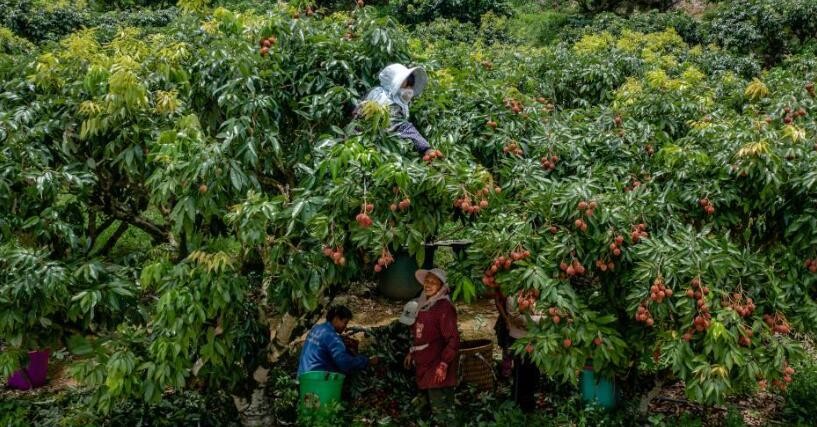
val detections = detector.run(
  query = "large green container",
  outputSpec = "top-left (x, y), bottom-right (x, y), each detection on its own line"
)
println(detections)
top-left (580, 365), bottom-right (616, 409)
top-left (378, 252), bottom-right (421, 301)
top-left (299, 371), bottom-right (345, 409)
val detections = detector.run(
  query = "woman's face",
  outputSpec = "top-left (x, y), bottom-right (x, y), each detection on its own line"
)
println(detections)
top-left (423, 274), bottom-right (442, 297)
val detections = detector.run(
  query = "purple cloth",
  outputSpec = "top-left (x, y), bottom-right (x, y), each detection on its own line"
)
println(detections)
top-left (393, 122), bottom-right (430, 154)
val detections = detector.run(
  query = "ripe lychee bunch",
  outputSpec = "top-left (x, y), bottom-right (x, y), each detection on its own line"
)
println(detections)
top-left (258, 35), bottom-right (277, 57)
top-left (574, 218), bottom-right (588, 232)
top-left (547, 306), bottom-right (572, 326)
top-left (807, 82), bottom-right (815, 97)
top-left (516, 288), bottom-right (539, 313)
top-left (624, 177), bottom-right (642, 192)
top-left (486, 119), bottom-right (497, 129)
top-left (631, 223), bottom-right (649, 243)
top-left (323, 246), bottom-right (346, 266)
top-left (635, 304), bottom-right (654, 327)
top-left (738, 326), bottom-right (754, 347)
top-left (389, 198), bottom-right (411, 212)
top-left (422, 149), bottom-right (444, 163)
top-left (686, 277), bottom-right (712, 332)
top-left (804, 258), bottom-right (817, 273)
top-left (540, 154), bottom-right (559, 171)
top-left (609, 234), bottom-right (625, 258)
top-left (483, 249), bottom-right (531, 287)
top-left (576, 199), bottom-right (597, 218)
top-left (724, 293), bottom-right (755, 318)
top-left (355, 203), bottom-right (374, 228)
top-left (763, 312), bottom-right (791, 335)
top-left (698, 197), bottom-right (715, 215)
top-left (595, 258), bottom-right (615, 272)
top-left (559, 258), bottom-right (586, 277)
top-left (649, 277), bottom-right (673, 303)
top-left (503, 97), bottom-right (524, 114)
top-left (373, 247), bottom-right (394, 273)
top-left (503, 141), bottom-right (524, 156)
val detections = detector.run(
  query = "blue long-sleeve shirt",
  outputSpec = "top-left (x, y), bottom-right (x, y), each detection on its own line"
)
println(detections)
top-left (297, 322), bottom-right (369, 377)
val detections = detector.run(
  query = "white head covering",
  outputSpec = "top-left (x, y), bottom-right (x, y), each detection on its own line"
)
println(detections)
top-left (364, 64), bottom-right (428, 118)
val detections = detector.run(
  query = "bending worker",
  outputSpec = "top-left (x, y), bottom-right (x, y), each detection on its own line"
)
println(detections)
top-left (298, 305), bottom-right (378, 376)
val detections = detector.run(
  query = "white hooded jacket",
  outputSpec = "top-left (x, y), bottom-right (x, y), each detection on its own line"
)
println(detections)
top-left (363, 63), bottom-right (428, 120)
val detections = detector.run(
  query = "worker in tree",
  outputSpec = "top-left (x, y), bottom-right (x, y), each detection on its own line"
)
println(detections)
top-left (504, 292), bottom-right (543, 413)
top-left (399, 268), bottom-right (460, 424)
top-left (298, 305), bottom-right (379, 377)
top-left (356, 63), bottom-right (432, 155)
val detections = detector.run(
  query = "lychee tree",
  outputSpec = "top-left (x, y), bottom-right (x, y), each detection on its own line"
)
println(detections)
top-left (2, 0), bottom-right (817, 423)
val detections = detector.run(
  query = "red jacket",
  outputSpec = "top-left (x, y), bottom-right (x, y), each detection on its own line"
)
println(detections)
top-left (411, 298), bottom-right (459, 389)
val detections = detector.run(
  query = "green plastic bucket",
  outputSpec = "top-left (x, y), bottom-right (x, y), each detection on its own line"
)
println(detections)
top-left (299, 371), bottom-right (345, 409)
top-left (580, 365), bottom-right (616, 409)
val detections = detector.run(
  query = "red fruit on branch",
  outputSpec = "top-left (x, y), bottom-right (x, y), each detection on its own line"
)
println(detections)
top-left (552, 315), bottom-right (561, 324)
top-left (593, 337), bottom-right (603, 346)
top-left (563, 338), bottom-right (572, 348)
top-left (364, 203), bottom-right (374, 213)
top-left (389, 203), bottom-right (397, 212)
top-left (487, 120), bottom-right (497, 129)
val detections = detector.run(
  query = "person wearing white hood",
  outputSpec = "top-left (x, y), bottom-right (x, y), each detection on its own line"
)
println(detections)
top-left (356, 63), bottom-right (432, 154)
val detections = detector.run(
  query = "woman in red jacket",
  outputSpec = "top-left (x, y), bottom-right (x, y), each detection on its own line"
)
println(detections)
top-left (399, 268), bottom-right (460, 422)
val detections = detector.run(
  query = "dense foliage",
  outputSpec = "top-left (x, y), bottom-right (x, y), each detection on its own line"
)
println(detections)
top-left (1, 0), bottom-right (817, 424)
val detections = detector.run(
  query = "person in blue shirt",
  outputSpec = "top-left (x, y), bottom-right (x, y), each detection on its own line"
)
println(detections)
top-left (297, 305), bottom-right (379, 376)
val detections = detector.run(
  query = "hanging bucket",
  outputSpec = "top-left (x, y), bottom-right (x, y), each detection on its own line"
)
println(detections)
top-left (7, 349), bottom-right (50, 390)
top-left (378, 251), bottom-right (421, 301)
top-left (580, 364), bottom-right (617, 409)
top-left (298, 371), bottom-right (345, 411)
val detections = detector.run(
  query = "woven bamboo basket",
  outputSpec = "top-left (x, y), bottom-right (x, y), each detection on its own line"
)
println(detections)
top-left (458, 339), bottom-right (495, 390)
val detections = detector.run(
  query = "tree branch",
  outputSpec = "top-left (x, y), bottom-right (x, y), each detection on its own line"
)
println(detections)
top-left (95, 221), bottom-right (129, 256)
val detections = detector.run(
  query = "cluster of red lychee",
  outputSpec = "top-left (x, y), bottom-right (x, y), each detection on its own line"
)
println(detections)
top-left (422, 149), bottom-right (444, 163)
top-left (454, 186), bottom-right (497, 216)
top-left (322, 246), bottom-right (346, 266)
top-left (807, 82), bottom-right (815, 97)
top-left (804, 258), bottom-right (817, 273)
top-left (686, 277), bottom-right (712, 335)
top-left (635, 304), bottom-right (654, 327)
top-left (503, 141), bottom-right (524, 156)
top-left (355, 203), bottom-right (374, 228)
top-left (373, 248), bottom-right (394, 273)
top-left (516, 288), bottom-right (539, 313)
top-left (738, 326), bottom-right (754, 347)
top-left (258, 36), bottom-right (277, 56)
top-left (503, 97), bottom-right (524, 114)
top-left (482, 249), bottom-right (531, 287)
top-left (594, 258), bottom-right (616, 272)
top-left (609, 235), bottom-right (624, 258)
top-left (782, 106), bottom-right (807, 124)
top-left (574, 200), bottom-right (596, 232)
top-left (698, 197), bottom-right (715, 215)
top-left (559, 258), bottom-right (586, 277)
top-left (724, 293), bottom-right (755, 318)
top-left (389, 198), bottom-right (411, 212)
top-left (546, 306), bottom-right (573, 326)
top-left (763, 312), bottom-right (791, 335)
top-left (649, 277), bottom-right (673, 303)
top-left (631, 223), bottom-right (649, 243)
top-left (624, 177), bottom-right (642, 192)
top-left (540, 154), bottom-right (559, 171)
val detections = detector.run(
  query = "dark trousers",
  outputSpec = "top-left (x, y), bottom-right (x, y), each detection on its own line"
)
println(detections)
top-left (427, 387), bottom-right (457, 426)
top-left (511, 340), bottom-right (540, 412)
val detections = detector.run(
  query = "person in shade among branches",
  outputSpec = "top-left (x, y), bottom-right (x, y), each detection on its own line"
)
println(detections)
top-left (399, 268), bottom-right (460, 424)
top-left (355, 63), bottom-right (433, 155)
top-left (297, 305), bottom-right (379, 377)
